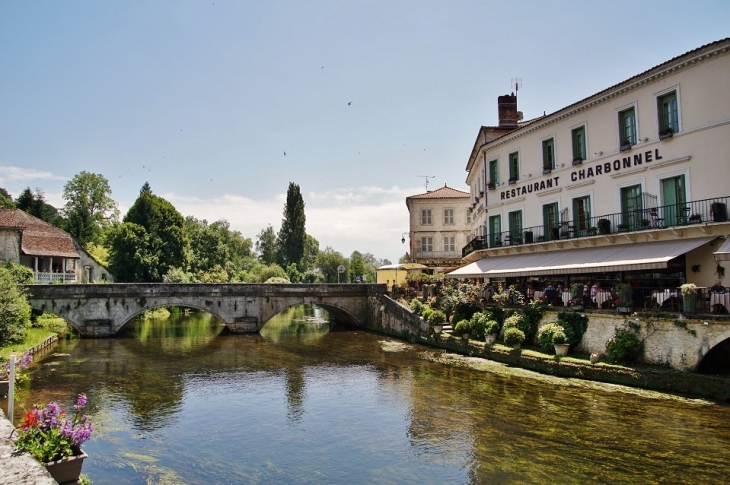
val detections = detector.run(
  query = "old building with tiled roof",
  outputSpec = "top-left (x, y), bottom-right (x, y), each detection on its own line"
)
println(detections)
top-left (0, 209), bottom-right (112, 283)
top-left (405, 184), bottom-right (470, 271)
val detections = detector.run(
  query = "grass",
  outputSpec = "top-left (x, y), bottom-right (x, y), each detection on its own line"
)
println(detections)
top-left (1, 314), bottom-right (69, 360)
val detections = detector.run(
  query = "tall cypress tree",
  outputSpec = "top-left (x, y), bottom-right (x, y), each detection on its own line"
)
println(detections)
top-left (277, 182), bottom-right (306, 268)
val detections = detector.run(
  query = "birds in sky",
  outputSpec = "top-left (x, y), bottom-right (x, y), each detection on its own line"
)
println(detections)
top-left (284, 151), bottom-right (286, 156)
top-left (348, 102), bottom-right (352, 106)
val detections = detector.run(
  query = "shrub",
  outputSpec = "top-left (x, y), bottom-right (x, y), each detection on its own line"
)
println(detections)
top-left (518, 300), bottom-right (545, 343)
top-left (605, 326), bottom-right (642, 363)
top-left (409, 298), bottom-right (424, 315)
top-left (503, 327), bottom-right (525, 346)
top-left (421, 307), bottom-right (433, 322)
top-left (453, 319), bottom-right (471, 336)
top-left (469, 312), bottom-right (492, 340)
top-left (0, 263), bottom-right (32, 345)
top-left (503, 313), bottom-right (524, 329)
top-left (427, 310), bottom-right (446, 325)
top-left (450, 302), bottom-right (480, 328)
top-left (552, 330), bottom-right (567, 344)
top-left (537, 322), bottom-right (566, 351)
top-left (484, 320), bottom-right (500, 336)
top-left (556, 311), bottom-right (589, 346)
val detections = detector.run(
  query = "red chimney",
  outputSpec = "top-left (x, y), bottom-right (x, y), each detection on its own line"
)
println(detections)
top-left (498, 93), bottom-right (518, 127)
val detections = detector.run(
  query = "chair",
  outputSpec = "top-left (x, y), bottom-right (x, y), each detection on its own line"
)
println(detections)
top-left (649, 209), bottom-right (664, 228)
top-left (677, 206), bottom-right (690, 225)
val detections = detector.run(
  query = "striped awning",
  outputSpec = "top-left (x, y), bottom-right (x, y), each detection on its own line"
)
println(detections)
top-left (446, 237), bottom-right (713, 279)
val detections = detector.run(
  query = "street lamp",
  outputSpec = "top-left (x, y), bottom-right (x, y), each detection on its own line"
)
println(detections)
top-left (401, 232), bottom-right (409, 244)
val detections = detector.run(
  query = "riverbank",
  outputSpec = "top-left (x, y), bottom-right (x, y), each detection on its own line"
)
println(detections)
top-left (410, 333), bottom-right (730, 403)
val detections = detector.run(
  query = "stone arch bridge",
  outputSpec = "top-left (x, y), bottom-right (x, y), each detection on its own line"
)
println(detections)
top-left (26, 283), bottom-right (388, 337)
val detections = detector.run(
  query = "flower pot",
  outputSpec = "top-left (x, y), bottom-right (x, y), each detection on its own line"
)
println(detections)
top-left (617, 306), bottom-right (632, 314)
top-left (45, 449), bottom-right (87, 485)
top-left (512, 343), bottom-right (521, 350)
top-left (0, 380), bottom-right (8, 397)
top-left (432, 324), bottom-right (443, 334)
top-left (485, 334), bottom-right (497, 346)
top-left (461, 333), bottom-right (470, 341)
top-left (554, 343), bottom-right (570, 356)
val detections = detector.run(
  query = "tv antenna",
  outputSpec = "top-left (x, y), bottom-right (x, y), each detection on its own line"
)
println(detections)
top-left (417, 175), bottom-right (435, 191)
top-left (511, 77), bottom-right (522, 93)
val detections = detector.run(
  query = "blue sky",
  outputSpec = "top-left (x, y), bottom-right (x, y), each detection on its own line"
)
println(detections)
top-left (1, 1), bottom-right (728, 262)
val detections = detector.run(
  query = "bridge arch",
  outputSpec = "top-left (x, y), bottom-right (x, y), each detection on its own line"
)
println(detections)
top-left (114, 302), bottom-right (231, 334)
top-left (696, 328), bottom-right (730, 374)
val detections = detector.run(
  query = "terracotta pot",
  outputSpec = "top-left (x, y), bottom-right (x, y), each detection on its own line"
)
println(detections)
top-left (44, 449), bottom-right (87, 485)
top-left (485, 334), bottom-right (497, 346)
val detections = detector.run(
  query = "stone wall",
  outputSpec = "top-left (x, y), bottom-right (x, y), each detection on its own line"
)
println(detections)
top-left (540, 310), bottom-right (730, 371)
top-left (0, 410), bottom-right (58, 485)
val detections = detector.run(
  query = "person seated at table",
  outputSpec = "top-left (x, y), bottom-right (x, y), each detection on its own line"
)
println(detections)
top-left (526, 282), bottom-right (535, 300)
top-left (544, 281), bottom-right (556, 305)
top-left (710, 279), bottom-right (726, 313)
top-left (591, 281), bottom-right (601, 304)
top-left (710, 280), bottom-right (725, 293)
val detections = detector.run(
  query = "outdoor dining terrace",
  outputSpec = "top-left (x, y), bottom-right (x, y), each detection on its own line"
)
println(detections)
top-left (463, 196), bottom-right (729, 257)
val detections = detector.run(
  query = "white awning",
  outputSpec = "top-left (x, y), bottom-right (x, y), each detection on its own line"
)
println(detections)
top-left (714, 238), bottom-right (730, 261)
top-left (446, 237), bottom-right (713, 279)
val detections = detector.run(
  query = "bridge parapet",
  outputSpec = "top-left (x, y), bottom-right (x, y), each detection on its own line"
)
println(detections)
top-left (26, 283), bottom-right (387, 336)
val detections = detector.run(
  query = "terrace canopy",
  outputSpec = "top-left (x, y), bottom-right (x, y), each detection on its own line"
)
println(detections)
top-left (713, 237), bottom-right (730, 261)
top-left (446, 237), bottom-right (713, 279)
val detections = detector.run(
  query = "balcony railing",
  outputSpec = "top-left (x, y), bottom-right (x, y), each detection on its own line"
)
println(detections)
top-left (463, 196), bottom-right (729, 257)
top-left (34, 272), bottom-right (77, 284)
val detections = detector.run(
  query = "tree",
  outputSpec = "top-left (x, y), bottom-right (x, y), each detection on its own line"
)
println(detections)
top-left (300, 234), bottom-right (319, 272)
top-left (107, 183), bottom-right (186, 282)
top-left (0, 263), bottom-right (32, 345)
top-left (276, 182), bottom-right (306, 268)
top-left (0, 188), bottom-right (14, 208)
top-left (315, 246), bottom-right (348, 283)
top-left (62, 171), bottom-right (119, 246)
top-left (255, 225), bottom-right (278, 265)
top-left (15, 188), bottom-right (63, 226)
top-left (185, 217), bottom-right (252, 277)
top-left (350, 251), bottom-right (365, 283)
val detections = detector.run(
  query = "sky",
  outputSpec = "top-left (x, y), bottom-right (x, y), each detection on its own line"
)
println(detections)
top-left (1, 1), bottom-right (729, 263)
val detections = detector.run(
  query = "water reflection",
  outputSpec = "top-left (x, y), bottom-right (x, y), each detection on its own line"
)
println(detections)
top-left (7, 306), bottom-right (730, 484)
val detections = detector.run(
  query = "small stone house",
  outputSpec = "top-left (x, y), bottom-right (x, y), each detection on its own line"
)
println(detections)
top-left (0, 209), bottom-right (113, 283)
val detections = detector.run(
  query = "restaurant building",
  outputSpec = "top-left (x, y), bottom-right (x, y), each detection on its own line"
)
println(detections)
top-left (447, 38), bottom-right (730, 310)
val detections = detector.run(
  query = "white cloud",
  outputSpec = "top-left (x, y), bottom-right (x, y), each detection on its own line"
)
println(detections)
top-left (0, 165), bottom-right (67, 206)
top-left (163, 185), bottom-right (417, 261)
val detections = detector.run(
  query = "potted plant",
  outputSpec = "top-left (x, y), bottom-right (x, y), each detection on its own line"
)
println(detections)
top-left (659, 127), bottom-right (674, 140)
top-left (711, 201), bottom-right (727, 222)
top-left (484, 319), bottom-right (500, 345)
top-left (552, 330), bottom-right (570, 356)
top-left (597, 218), bottom-right (611, 235)
top-left (487, 182), bottom-right (496, 191)
top-left (572, 157), bottom-right (583, 166)
top-left (620, 139), bottom-right (632, 152)
top-left (503, 326), bottom-right (525, 350)
top-left (427, 309), bottom-right (446, 335)
top-left (587, 227), bottom-right (598, 236)
top-left (615, 282), bottom-right (631, 303)
top-left (453, 319), bottom-right (471, 341)
top-left (640, 219), bottom-right (651, 229)
top-left (537, 322), bottom-right (564, 353)
top-left (569, 283), bottom-right (583, 310)
top-left (689, 213), bottom-right (702, 223)
top-left (13, 394), bottom-right (94, 485)
top-left (617, 223), bottom-right (629, 231)
top-left (616, 301), bottom-right (633, 314)
top-left (680, 283), bottom-right (697, 313)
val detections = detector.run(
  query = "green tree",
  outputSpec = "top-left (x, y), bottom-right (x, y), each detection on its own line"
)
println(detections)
top-left (315, 246), bottom-right (348, 283)
top-left (0, 263), bottom-right (32, 345)
top-left (185, 217), bottom-right (252, 277)
top-left (62, 171), bottom-right (119, 247)
top-left (276, 182), bottom-right (306, 268)
top-left (0, 188), bottom-right (14, 208)
top-left (300, 234), bottom-right (319, 272)
top-left (107, 183), bottom-right (186, 281)
top-left (15, 188), bottom-right (64, 227)
top-left (350, 251), bottom-right (365, 282)
top-left (255, 225), bottom-right (278, 265)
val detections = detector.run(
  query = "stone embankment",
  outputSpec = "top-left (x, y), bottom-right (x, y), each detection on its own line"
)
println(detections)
top-left (0, 409), bottom-right (57, 485)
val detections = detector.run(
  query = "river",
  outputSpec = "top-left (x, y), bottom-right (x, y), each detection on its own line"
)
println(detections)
top-left (10, 305), bottom-right (730, 484)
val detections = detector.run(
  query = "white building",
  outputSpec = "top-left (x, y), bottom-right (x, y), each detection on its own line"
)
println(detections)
top-left (448, 38), bottom-right (730, 308)
top-left (405, 184), bottom-right (470, 272)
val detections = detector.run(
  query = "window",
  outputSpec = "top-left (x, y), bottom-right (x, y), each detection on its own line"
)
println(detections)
top-left (443, 208), bottom-right (454, 225)
top-left (508, 210), bottom-right (522, 245)
top-left (620, 185), bottom-right (643, 230)
top-left (543, 202), bottom-right (559, 241)
top-left (489, 215), bottom-right (501, 247)
top-left (661, 175), bottom-right (686, 225)
top-left (572, 196), bottom-right (591, 236)
top-left (508, 152), bottom-right (519, 183)
top-left (542, 138), bottom-right (555, 171)
top-left (658, 91), bottom-right (678, 136)
top-left (618, 107), bottom-right (636, 149)
top-left (421, 236), bottom-right (433, 253)
top-left (571, 126), bottom-right (586, 163)
top-left (421, 209), bottom-right (431, 225)
top-left (444, 236), bottom-right (455, 253)
top-left (466, 209), bottom-right (471, 224)
top-left (488, 159), bottom-right (499, 188)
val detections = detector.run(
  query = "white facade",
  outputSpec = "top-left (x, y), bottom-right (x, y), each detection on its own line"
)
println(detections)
top-left (458, 38), bottom-right (730, 288)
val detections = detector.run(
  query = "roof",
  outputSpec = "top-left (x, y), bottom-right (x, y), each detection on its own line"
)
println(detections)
top-left (446, 237), bottom-right (712, 278)
top-left (0, 209), bottom-right (80, 258)
top-left (406, 184), bottom-right (469, 200)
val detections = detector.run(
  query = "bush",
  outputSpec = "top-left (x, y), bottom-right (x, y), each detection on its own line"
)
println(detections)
top-left (556, 311), bottom-right (589, 346)
top-left (453, 319), bottom-right (471, 336)
top-left (484, 320), bottom-right (499, 336)
top-left (450, 302), bottom-right (480, 328)
top-left (409, 298), bottom-right (424, 315)
top-left (469, 312), bottom-right (492, 340)
top-left (552, 330), bottom-right (567, 344)
top-left (520, 300), bottom-right (546, 343)
top-left (427, 310), bottom-right (446, 325)
top-left (0, 263), bottom-right (32, 345)
top-left (503, 327), bottom-right (525, 346)
top-left (537, 322), bottom-right (566, 351)
top-left (605, 326), bottom-right (642, 363)
top-left (503, 313), bottom-right (524, 329)
top-left (421, 307), bottom-right (433, 322)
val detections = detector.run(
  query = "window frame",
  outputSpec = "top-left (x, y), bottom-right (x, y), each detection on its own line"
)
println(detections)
top-left (617, 105), bottom-right (637, 150)
top-left (421, 209), bottom-right (432, 225)
top-left (421, 236), bottom-right (433, 253)
top-left (508, 151), bottom-right (520, 184)
top-left (488, 159), bottom-right (499, 189)
top-left (443, 235), bottom-right (455, 253)
top-left (656, 88), bottom-right (680, 137)
top-left (571, 125), bottom-right (587, 164)
top-left (444, 208), bottom-right (454, 225)
top-left (542, 137), bottom-right (555, 172)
